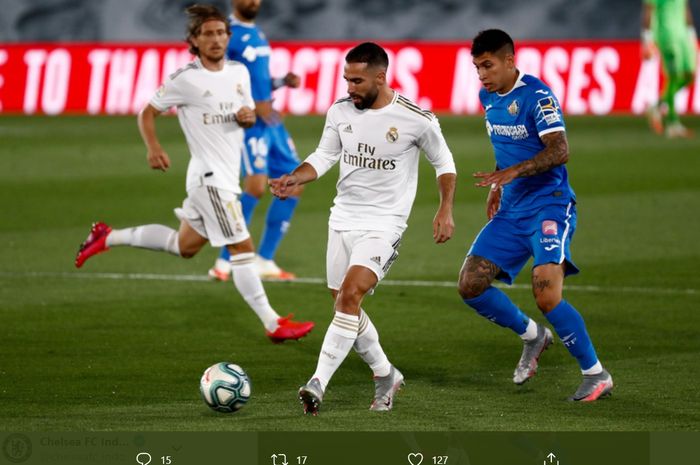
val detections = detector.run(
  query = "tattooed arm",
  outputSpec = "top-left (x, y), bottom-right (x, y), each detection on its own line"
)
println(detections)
top-left (473, 131), bottom-right (569, 189)
top-left (513, 131), bottom-right (569, 177)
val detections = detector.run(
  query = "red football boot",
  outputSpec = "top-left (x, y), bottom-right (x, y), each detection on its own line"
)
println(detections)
top-left (267, 314), bottom-right (315, 343)
top-left (75, 222), bottom-right (112, 268)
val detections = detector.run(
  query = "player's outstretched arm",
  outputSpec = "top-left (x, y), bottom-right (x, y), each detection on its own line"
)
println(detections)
top-left (272, 72), bottom-right (300, 90)
top-left (269, 162), bottom-right (318, 200)
top-left (137, 104), bottom-right (171, 172)
top-left (253, 100), bottom-right (281, 126)
top-left (473, 131), bottom-right (569, 190)
top-left (433, 173), bottom-right (456, 244)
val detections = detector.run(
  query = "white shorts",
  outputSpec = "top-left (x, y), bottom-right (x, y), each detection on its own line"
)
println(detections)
top-left (174, 185), bottom-right (250, 247)
top-left (326, 228), bottom-right (402, 291)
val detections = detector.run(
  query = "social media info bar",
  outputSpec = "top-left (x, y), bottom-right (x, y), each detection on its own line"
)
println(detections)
top-left (1, 432), bottom-right (698, 464)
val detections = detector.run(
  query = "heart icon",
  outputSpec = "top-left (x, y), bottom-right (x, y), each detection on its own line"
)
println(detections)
top-left (407, 452), bottom-right (424, 465)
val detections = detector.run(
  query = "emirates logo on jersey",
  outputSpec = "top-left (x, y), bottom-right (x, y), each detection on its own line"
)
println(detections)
top-left (386, 127), bottom-right (399, 143)
top-left (342, 150), bottom-right (397, 171)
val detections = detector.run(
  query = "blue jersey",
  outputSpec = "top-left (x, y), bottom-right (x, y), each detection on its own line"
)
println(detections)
top-left (480, 72), bottom-right (575, 216)
top-left (227, 17), bottom-right (273, 103)
top-left (226, 16), bottom-right (299, 178)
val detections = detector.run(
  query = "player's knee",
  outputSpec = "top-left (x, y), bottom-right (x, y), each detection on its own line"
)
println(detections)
top-left (336, 290), bottom-right (361, 309)
top-left (458, 273), bottom-right (488, 300)
top-left (179, 248), bottom-right (198, 259)
top-left (177, 239), bottom-right (200, 259)
top-left (243, 174), bottom-right (268, 198)
top-left (336, 283), bottom-right (366, 311)
top-left (245, 183), bottom-right (266, 199)
top-left (534, 293), bottom-right (560, 313)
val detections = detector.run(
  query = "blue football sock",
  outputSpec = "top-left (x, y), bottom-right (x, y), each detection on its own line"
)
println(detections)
top-left (545, 300), bottom-right (599, 371)
top-left (258, 196), bottom-right (299, 260)
top-left (240, 192), bottom-right (260, 225)
top-left (218, 246), bottom-right (231, 261)
top-left (463, 286), bottom-right (530, 335)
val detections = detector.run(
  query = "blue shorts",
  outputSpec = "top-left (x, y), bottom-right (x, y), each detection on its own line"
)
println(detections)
top-left (467, 202), bottom-right (579, 285)
top-left (241, 121), bottom-right (300, 179)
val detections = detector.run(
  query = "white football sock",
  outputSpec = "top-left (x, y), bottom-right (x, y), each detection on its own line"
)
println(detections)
top-left (230, 252), bottom-right (280, 332)
top-left (354, 309), bottom-right (391, 377)
top-left (519, 318), bottom-right (538, 341)
top-left (582, 360), bottom-right (603, 376)
top-left (312, 311), bottom-right (359, 391)
top-left (106, 224), bottom-right (180, 256)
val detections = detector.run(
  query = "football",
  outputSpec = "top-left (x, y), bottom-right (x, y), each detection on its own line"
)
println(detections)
top-left (199, 362), bottom-right (251, 413)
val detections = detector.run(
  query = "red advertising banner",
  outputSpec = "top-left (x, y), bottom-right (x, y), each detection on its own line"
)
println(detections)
top-left (0, 41), bottom-right (698, 115)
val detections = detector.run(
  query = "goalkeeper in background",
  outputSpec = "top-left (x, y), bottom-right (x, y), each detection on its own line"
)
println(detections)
top-left (642, 0), bottom-right (697, 138)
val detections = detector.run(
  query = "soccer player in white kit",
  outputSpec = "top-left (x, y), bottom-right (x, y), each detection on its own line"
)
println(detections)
top-left (74, 4), bottom-right (314, 343)
top-left (270, 42), bottom-right (457, 415)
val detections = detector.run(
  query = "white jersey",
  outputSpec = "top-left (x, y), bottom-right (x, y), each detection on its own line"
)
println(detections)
top-left (150, 58), bottom-right (255, 194)
top-left (305, 92), bottom-right (456, 233)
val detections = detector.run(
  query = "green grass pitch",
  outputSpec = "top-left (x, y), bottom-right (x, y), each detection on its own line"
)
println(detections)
top-left (0, 114), bottom-right (698, 431)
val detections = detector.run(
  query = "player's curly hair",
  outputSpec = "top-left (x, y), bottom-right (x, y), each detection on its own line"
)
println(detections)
top-left (185, 4), bottom-right (230, 56)
top-left (346, 42), bottom-right (389, 69)
top-left (471, 29), bottom-right (515, 57)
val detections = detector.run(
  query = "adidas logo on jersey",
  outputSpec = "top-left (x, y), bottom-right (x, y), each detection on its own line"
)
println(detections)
top-left (344, 124), bottom-right (353, 133)
top-left (202, 90), bottom-right (213, 98)
top-left (370, 256), bottom-right (381, 265)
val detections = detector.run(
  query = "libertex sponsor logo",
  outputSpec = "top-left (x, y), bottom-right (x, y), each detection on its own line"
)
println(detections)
top-left (542, 220), bottom-right (558, 235)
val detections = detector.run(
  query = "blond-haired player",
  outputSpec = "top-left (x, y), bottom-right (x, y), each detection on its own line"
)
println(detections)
top-left (75, 4), bottom-right (313, 343)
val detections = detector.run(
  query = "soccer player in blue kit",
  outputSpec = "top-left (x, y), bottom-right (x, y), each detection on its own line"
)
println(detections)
top-left (209, 0), bottom-right (302, 281)
top-left (458, 30), bottom-right (613, 401)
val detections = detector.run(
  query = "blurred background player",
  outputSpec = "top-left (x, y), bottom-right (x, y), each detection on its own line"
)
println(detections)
top-left (271, 42), bottom-right (456, 415)
top-left (459, 29), bottom-right (613, 401)
top-left (74, 4), bottom-right (313, 343)
top-left (642, 0), bottom-right (697, 138)
top-left (208, 0), bottom-right (303, 282)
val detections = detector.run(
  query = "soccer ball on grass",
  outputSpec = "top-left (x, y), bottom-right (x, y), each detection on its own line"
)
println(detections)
top-left (200, 362), bottom-right (251, 413)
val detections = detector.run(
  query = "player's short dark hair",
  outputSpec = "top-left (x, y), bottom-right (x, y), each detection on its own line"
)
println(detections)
top-left (345, 42), bottom-right (389, 70)
top-left (471, 29), bottom-right (515, 57)
top-left (185, 4), bottom-right (230, 56)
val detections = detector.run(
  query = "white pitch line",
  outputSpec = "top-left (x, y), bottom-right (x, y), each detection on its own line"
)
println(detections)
top-left (0, 271), bottom-right (697, 297)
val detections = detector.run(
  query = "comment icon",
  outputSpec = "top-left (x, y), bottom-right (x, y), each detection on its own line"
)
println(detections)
top-left (136, 452), bottom-right (152, 465)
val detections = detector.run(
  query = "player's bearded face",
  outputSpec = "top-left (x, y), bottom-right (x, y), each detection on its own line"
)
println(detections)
top-left (194, 20), bottom-right (230, 62)
top-left (344, 62), bottom-right (381, 110)
top-left (351, 87), bottom-right (379, 110)
top-left (234, 0), bottom-right (261, 20)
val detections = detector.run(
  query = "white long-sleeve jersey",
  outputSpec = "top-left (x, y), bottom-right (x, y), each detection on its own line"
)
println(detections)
top-left (305, 92), bottom-right (456, 233)
top-left (150, 58), bottom-right (255, 194)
